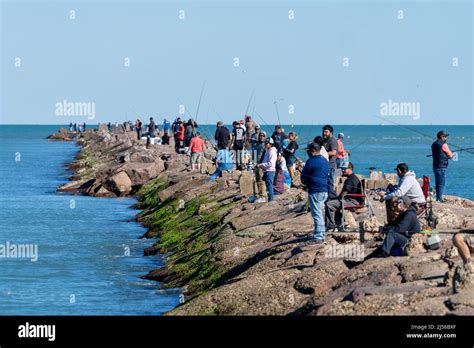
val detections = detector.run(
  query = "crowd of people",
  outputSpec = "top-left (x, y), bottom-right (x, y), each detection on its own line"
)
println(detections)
top-left (102, 118), bottom-right (469, 267)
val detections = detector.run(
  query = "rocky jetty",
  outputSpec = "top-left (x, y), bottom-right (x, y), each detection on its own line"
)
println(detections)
top-left (49, 126), bottom-right (474, 316)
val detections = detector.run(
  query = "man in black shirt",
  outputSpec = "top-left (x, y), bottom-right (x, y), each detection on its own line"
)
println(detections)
top-left (148, 117), bottom-right (156, 138)
top-left (214, 121), bottom-right (230, 150)
top-left (230, 122), bottom-right (246, 169)
top-left (325, 162), bottom-right (362, 230)
top-left (271, 126), bottom-right (285, 152)
top-left (380, 196), bottom-right (421, 256)
top-left (322, 125), bottom-right (338, 191)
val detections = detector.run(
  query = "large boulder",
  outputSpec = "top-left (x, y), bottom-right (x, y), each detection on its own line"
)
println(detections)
top-left (434, 209), bottom-right (460, 229)
top-left (123, 160), bottom-right (165, 186)
top-left (104, 171), bottom-right (132, 196)
top-left (239, 171), bottom-right (254, 196)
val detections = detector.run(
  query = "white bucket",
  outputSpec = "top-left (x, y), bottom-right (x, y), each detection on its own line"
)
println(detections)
top-left (150, 137), bottom-right (155, 145)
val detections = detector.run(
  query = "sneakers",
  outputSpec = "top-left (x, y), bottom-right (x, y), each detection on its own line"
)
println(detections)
top-left (254, 197), bottom-right (267, 203)
top-left (306, 239), bottom-right (326, 246)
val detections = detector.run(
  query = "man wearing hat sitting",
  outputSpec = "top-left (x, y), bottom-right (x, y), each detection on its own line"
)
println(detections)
top-left (379, 196), bottom-right (421, 257)
top-left (325, 162), bottom-right (362, 231)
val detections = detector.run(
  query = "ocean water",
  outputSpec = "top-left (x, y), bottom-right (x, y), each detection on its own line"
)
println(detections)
top-left (0, 125), bottom-right (180, 315)
top-left (198, 124), bottom-right (473, 200)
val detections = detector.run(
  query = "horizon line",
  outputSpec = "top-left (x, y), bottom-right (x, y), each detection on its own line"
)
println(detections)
top-left (0, 123), bottom-right (473, 126)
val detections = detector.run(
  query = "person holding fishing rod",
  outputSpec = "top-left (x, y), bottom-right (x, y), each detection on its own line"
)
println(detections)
top-left (431, 130), bottom-right (454, 202)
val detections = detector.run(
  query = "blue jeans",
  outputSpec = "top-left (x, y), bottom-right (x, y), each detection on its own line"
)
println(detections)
top-left (264, 171), bottom-right (275, 202)
top-left (328, 165), bottom-right (337, 191)
top-left (308, 192), bottom-right (328, 241)
top-left (433, 167), bottom-right (447, 201)
top-left (207, 163), bottom-right (235, 181)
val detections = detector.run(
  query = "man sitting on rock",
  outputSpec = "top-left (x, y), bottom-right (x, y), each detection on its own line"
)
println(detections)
top-left (452, 230), bottom-right (474, 274)
top-left (325, 162), bottom-right (362, 231)
top-left (368, 196), bottom-right (421, 258)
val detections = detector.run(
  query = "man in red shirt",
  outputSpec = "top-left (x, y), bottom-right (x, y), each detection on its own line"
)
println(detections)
top-left (189, 133), bottom-right (205, 171)
top-left (176, 121), bottom-right (185, 153)
top-left (336, 133), bottom-right (350, 170)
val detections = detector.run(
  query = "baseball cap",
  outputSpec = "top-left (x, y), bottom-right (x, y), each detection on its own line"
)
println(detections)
top-left (265, 137), bottom-right (274, 144)
top-left (342, 162), bottom-right (353, 170)
top-left (437, 130), bottom-right (449, 138)
top-left (397, 196), bottom-right (412, 206)
top-left (338, 132), bottom-right (344, 138)
top-left (306, 142), bottom-right (321, 152)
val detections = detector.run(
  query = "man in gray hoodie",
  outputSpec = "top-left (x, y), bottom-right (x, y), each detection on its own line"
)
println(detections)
top-left (378, 163), bottom-right (426, 222)
top-left (379, 163), bottom-right (426, 204)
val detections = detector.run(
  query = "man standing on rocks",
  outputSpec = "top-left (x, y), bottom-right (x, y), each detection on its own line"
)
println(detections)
top-left (148, 117), bottom-right (156, 138)
top-left (336, 132), bottom-right (350, 171)
top-left (256, 137), bottom-right (277, 203)
top-left (253, 130), bottom-right (267, 201)
top-left (431, 130), bottom-right (453, 202)
top-left (215, 121), bottom-right (230, 150)
top-left (301, 142), bottom-right (329, 244)
top-left (322, 125), bottom-right (338, 191)
top-left (230, 121), bottom-right (246, 170)
top-left (189, 133), bottom-right (205, 171)
top-left (135, 119), bottom-right (142, 140)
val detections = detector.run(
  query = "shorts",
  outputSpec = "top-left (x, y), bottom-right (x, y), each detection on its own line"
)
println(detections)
top-left (191, 152), bottom-right (202, 164)
top-left (463, 233), bottom-right (474, 253)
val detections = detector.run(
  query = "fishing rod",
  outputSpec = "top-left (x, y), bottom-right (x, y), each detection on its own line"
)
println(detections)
top-left (375, 115), bottom-right (474, 155)
top-left (426, 147), bottom-right (474, 157)
top-left (245, 90), bottom-right (255, 117)
top-left (194, 80), bottom-right (206, 124)
top-left (273, 97), bottom-right (283, 126)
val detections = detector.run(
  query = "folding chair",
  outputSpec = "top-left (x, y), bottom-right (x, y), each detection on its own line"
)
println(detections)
top-left (341, 179), bottom-right (375, 231)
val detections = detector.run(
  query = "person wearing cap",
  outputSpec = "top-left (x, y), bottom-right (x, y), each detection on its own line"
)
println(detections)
top-left (336, 132), bottom-right (351, 170)
top-left (431, 130), bottom-right (454, 202)
top-left (249, 124), bottom-right (261, 150)
top-left (377, 196), bottom-right (420, 257)
top-left (325, 162), bottom-right (362, 231)
top-left (214, 121), bottom-right (231, 150)
top-left (163, 118), bottom-right (171, 136)
top-left (301, 142), bottom-right (330, 243)
top-left (256, 137), bottom-right (277, 202)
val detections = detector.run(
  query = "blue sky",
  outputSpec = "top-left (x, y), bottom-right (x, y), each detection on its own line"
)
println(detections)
top-left (1, 0), bottom-right (472, 125)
